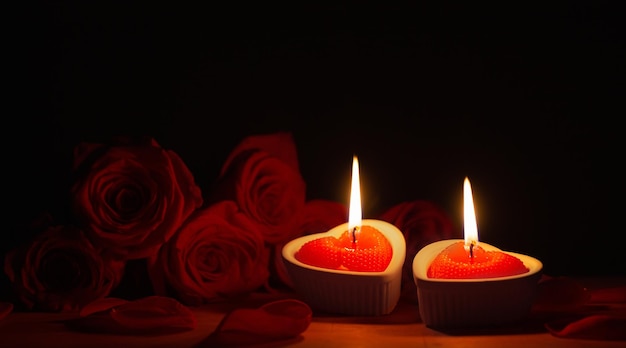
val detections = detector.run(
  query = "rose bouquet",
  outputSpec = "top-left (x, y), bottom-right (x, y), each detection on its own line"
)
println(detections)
top-left (2, 131), bottom-right (455, 318)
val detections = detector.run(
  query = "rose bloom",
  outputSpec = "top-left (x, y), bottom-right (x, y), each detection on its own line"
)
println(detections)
top-left (149, 201), bottom-right (270, 305)
top-left (267, 199), bottom-right (348, 291)
top-left (379, 200), bottom-right (455, 301)
top-left (209, 132), bottom-right (306, 245)
top-left (71, 137), bottom-right (203, 260)
top-left (3, 225), bottom-right (124, 312)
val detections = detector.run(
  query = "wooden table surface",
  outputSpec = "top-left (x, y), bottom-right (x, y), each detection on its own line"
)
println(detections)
top-left (1, 276), bottom-right (624, 348)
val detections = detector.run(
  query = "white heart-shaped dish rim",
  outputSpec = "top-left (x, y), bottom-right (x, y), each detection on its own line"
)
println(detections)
top-left (282, 219), bottom-right (406, 276)
top-left (413, 239), bottom-right (543, 283)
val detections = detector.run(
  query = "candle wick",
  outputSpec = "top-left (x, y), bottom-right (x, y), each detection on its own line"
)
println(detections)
top-left (469, 242), bottom-right (475, 259)
top-left (351, 226), bottom-right (359, 247)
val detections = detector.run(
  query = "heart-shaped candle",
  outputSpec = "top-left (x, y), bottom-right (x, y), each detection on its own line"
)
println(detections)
top-left (426, 241), bottom-right (530, 279)
top-left (282, 156), bottom-right (406, 316)
top-left (295, 224), bottom-right (393, 272)
top-left (413, 177), bottom-right (542, 329)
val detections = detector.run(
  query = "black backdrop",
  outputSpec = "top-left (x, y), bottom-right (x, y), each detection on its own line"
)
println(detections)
top-left (6, 2), bottom-right (625, 280)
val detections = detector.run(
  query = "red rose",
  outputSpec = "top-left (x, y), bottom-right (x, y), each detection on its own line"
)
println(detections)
top-left (71, 137), bottom-right (203, 260)
top-left (3, 225), bottom-right (125, 312)
top-left (210, 132), bottom-right (306, 244)
top-left (379, 200), bottom-right (456, 302)
top-left (267, 199), bottom-right (348, 291)
top-left (148, 201), bottom-right (270, 305)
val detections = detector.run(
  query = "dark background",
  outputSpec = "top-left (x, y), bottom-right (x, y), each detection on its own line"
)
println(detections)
top-left (5, 2), bottom-right (625, 280)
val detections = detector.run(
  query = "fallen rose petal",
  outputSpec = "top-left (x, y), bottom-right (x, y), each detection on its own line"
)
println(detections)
top-left (533, 277), bottom-right (591, 311)
top-left (66, 296), bottom-right (197, 335)
top-left (110, 296), bottom-right (197, 330)
top-left (204, 299), bottom-right (312, 346)
top-left (65, 313), bottom-right (132, 334)
top-left (590, 286), bottom-right (626, 304)
top-left (65, 313), bottom-right (197, 335)
top-left (0, 302), bottom-right (14, 320)
top-left (545, 315), bottom-right (626, 341)
top-left (80, 297), bottom-right (130, 317)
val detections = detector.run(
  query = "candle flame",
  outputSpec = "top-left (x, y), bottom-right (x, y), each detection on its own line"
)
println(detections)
top-left (348, 156), bottom-right (362, 236)
top-left (464, 177), bottom-right (479, 249)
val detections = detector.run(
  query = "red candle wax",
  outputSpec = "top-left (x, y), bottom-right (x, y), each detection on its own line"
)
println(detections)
top-left (295, 225), bottom-right (393, 272)
top-left (427, 241), bottom-right (529, 279)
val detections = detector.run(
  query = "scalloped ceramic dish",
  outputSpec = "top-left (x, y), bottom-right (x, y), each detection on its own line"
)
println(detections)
top-left (413, 239), bottom-right (543, 329)
top-left (282, 219), bottom-right (406, 316)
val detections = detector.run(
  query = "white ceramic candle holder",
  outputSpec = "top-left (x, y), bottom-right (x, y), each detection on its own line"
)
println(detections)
top-left (413, 239), bottom-right (543, 329)
top-left (282, 219), bottom-right (406, 316)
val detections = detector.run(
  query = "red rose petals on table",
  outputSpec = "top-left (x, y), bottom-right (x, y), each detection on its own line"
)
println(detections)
top-left (79, 297), bottom-right (130, 317)
top-left (534, 276), bottom-right (626, 341)
top-left (532, 276), bottom-right (591, 312)
top-left (67, 296), bottom-right (196, 334)
top-left (201, 299), bottom-right (312, 346)
top-left (109, 296), bottom-right (197, 330)
top-left (545, 315), bottom-right (626, 341)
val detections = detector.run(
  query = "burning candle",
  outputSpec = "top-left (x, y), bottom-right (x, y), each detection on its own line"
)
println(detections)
top-left (282, 156), bottom-right (406, 315)
top-left (294, 156), bottom-right (394, 272)
top-left (426, 177), bottom-right (530, 279)
top-left (412, 177), bottom-right (543, 328)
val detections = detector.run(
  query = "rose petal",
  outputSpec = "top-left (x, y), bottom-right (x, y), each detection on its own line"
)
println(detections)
top-left (533, 277), bottom-right (591, 311)
top-left (110, 296), bottom-right (197, 330)
top-left (80, 297), bottom-right (130, 317)
top-left (545, 315), bottom-right (626, 341)
top-left (590, 286), bottom-right (626, 304)
top-left (205, 299), bottom-right (312, 346)
top-left (0, 302), bottom-right (14, 320)
top-left (66, 296), bottom-right (197, 335)
top-left (65, 313), bottom-right (129, 334)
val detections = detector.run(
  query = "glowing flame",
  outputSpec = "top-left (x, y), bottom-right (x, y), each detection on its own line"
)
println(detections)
top-left (464, 177), bottom-right (479, 249)
top-left (348, 155), bottom-right (362, 236)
